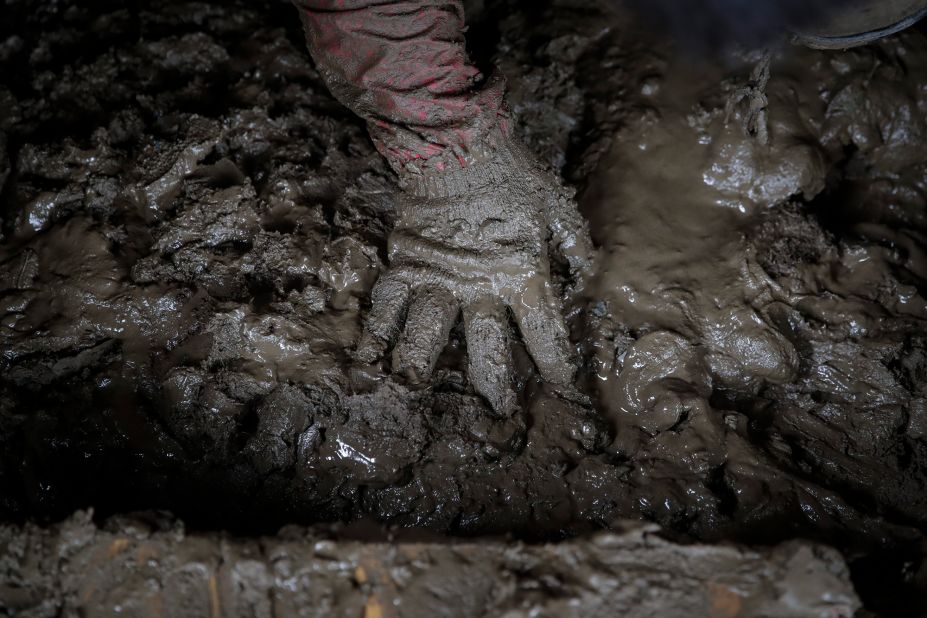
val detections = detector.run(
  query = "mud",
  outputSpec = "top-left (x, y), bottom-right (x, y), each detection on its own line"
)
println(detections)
top-left (1, 0), bottom-right (927, 615)
top-left (0, 510), bottom-right (859, 617)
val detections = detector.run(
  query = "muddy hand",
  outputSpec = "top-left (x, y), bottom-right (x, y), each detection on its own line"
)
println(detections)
top-left (356, 140), bottom-right (593, 415)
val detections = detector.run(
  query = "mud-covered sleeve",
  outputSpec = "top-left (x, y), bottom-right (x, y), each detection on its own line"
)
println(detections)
top-left (292, 0), bottom-right (510, 175)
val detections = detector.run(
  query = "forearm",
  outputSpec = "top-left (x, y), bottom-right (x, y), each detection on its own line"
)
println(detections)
top-left (292, 0), bottom-right (509, 175)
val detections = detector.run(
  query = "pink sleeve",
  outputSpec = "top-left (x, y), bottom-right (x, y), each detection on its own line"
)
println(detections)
top-left (293, 0), bottom-right (510, 175)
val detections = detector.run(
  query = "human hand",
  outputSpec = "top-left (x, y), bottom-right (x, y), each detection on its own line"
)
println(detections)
top-left (356, 140), bottom-right (593, 415)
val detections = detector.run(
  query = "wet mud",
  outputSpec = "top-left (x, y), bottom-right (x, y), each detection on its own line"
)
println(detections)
top-left (0, 511), bottom-right (859, 617)
top-left (1, 0), bottom-right (926, 614)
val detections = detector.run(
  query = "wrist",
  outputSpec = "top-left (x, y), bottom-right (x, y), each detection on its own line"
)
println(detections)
top-left (399, 130), bottom-right (533, 199)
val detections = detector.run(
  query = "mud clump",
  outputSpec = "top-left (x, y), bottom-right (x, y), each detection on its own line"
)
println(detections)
top-left (1, 0), bottom-right (927, 615)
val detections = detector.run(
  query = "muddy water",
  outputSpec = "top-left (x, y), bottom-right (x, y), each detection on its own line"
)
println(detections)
top-left (0, 0), bottom-right (926, 613)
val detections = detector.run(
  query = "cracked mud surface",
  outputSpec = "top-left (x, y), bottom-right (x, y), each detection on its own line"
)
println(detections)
top-left (1, 0), bottom-right (927, 614)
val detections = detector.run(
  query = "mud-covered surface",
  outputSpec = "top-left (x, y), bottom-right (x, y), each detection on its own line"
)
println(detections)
top-left (0, 510), bottom-right (860, 617)
top-left (1, 0), bottom-right (927, 614)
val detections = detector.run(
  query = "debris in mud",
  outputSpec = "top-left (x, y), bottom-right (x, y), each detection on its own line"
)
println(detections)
top-left (0, 0), bottom-right (926, 615)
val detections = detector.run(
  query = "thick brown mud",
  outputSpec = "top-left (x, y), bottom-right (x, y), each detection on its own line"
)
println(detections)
top-left (1, 0), bottom-right (926, 615)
